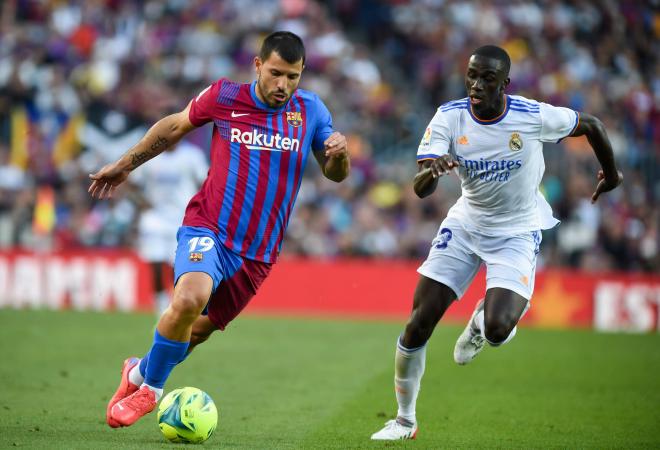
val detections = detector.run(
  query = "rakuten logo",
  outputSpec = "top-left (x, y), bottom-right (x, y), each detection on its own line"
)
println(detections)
top-left (230, 128), bottom-right (300, 152)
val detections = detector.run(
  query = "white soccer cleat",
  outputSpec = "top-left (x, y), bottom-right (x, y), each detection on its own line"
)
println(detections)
top-left (371, 419), bottom-right (418, 440)
top-left (454, 299), bottom-right (486, 365)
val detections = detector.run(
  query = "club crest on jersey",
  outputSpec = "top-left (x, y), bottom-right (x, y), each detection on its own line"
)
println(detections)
top-left (286, 111), bottom-right (302, 127)
top-left (509, 132), bottom-right (523, 151)
top-left (189, 252), bottom-right (203, 262)
top-left (457, 135), bottom-right (469, 145)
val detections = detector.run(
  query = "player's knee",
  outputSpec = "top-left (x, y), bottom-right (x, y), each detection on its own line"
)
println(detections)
top-left (171, 289), bottom-right (207, 321)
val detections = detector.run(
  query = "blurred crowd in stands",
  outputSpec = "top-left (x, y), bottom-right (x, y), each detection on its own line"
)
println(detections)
top-left (0, 0), bottom-right (657, 272)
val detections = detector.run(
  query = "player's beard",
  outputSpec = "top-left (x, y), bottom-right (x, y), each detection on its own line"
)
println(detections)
top-left (472, 92), bottom-right (506, 119)
top-left (257, 76), bottom-right (290, 108)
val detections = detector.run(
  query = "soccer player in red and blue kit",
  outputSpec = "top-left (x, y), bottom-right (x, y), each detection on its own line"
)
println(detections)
top-left (88, 31), bottom-right (350, 428)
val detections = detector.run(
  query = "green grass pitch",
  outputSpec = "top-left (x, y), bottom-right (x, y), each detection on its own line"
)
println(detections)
top-left (1, 309), bottom-right (658, 449)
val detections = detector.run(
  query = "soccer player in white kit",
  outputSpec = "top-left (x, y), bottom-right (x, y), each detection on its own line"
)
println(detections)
top-left (371, 45), bottom-right (623, 440)
top-left (131, 141), bottom-right (208, 314)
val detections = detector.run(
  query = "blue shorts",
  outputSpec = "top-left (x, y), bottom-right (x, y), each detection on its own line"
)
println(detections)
top-left (174, 226), bottom-right (272, 330)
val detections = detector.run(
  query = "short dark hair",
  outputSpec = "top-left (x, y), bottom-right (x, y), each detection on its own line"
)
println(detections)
top-left (259, 31), bottom-right (305, 65)
top-left (472, 45), bottom-right (511, 76)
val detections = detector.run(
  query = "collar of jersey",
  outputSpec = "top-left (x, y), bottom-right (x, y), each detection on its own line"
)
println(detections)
top-left (468, 95), bottom-right (510, 125)
top-left (250, 81), bottom-right (291, 112)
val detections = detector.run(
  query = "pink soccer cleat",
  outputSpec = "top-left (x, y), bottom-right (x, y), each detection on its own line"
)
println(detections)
top-left (110, 385), bottom-right (157, 427)
top-left (106, 357), bottom-right (140, 428)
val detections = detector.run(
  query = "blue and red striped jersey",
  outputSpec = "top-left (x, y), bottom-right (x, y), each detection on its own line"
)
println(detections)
top-left (184, 78), bottom-right (334, 263)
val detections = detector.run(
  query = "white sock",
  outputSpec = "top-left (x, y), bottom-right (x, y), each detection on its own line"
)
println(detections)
top-left (474, 310), bottom-right (485, 337)
top-left (128, 363), bottom-right (145, 387)
top-left (498, 325), bottom-right (517, 345)
top-left (394, 338), bottom-right (426, 425)
top-left (141, 383), bottom-right (163, 401)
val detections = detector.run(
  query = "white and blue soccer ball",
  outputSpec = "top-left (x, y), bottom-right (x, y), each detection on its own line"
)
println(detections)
top-left (157, 387), bottom-right (218, 444)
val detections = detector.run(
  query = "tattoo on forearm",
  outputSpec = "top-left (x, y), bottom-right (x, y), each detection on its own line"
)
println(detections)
top-left (130, 136), bottom-right (169, 169)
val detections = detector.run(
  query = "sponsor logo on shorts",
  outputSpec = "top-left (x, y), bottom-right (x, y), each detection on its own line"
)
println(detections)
top-left (520, 275), bottom-right (529, 286)
top-left (189, 252), bottom-right (203, 262)
top-left (433, 228), bottom-right (453, 250)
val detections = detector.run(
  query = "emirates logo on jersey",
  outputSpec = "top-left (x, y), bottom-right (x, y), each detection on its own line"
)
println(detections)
top-left (286, 111), bottom-right (302, 127)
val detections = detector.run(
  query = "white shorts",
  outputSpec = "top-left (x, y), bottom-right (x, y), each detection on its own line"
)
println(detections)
top-left (137, 210), bottom-right (179, 263)
top-left (417, 217), bottom-right (542, 300)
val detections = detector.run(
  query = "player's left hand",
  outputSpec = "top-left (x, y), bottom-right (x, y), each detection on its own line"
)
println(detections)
top-left (324, 132), bottom-right (348, 158)
top-left (591, 169), bottom-right (623, 203)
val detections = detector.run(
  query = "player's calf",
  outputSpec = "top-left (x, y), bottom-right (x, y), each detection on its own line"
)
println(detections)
top-left (482, 287), bottom-right (528, 346)
top-left (484, 321), bottom-right (518, 346)
top-left (401, 277), bottom-right (455, 348)
top-left (401, 319), bottom-right (434, 350)
top-left (483, 309), bottom-right (520, 346)
top-left (188, 314), bottom-right (217, 352)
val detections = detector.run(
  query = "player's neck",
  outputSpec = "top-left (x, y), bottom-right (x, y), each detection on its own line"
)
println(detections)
top-left (472, 94), bottom-right (506, 120)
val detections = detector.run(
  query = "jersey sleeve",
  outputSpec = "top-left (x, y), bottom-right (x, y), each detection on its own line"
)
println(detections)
top-left (188, 80), bottom-right (223, 127)
top-left (417, 109), bottom-right (451, 161)
top-left (311, 97), bottom-right (334, 151)
top-left (539, 102), bottom-right (580, 143)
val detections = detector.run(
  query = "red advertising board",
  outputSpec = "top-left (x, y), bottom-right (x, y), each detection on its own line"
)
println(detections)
top-left (0, 251), bottom-right (658, 332)
top-left (0, 249), bottom-right (154, 312)
top-left (248, 258), bottom-right (660, 332)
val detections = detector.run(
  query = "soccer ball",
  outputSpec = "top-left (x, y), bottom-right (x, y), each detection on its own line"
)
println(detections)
top-left (157, 387), bottom-right (218, 444)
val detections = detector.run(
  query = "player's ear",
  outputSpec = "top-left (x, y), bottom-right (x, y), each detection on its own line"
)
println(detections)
top-left (254, 56), bottom-right (262, 74)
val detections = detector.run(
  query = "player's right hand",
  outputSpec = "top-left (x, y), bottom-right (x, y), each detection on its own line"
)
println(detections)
top-left (88, 163), bottom-right (130, 199)
top-left (591, 169), bottom-right (623, 204)
top-left (428, 155), bottom-right (459, 178)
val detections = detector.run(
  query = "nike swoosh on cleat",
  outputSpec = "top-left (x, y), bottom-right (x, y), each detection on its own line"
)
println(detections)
top-left (231, 111), bottom-right (249, 117)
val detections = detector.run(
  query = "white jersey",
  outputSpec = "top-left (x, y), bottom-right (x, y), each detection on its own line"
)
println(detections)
top-left (132, 141), bottom-right (208, 263)
top-left (132, 141), bottom-right (208, 225)
top-left (417, 94), bottom-right (579, 236)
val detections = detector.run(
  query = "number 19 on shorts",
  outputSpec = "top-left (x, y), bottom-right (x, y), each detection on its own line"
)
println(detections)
top-left (188, 236), bottom-right (215, 252)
